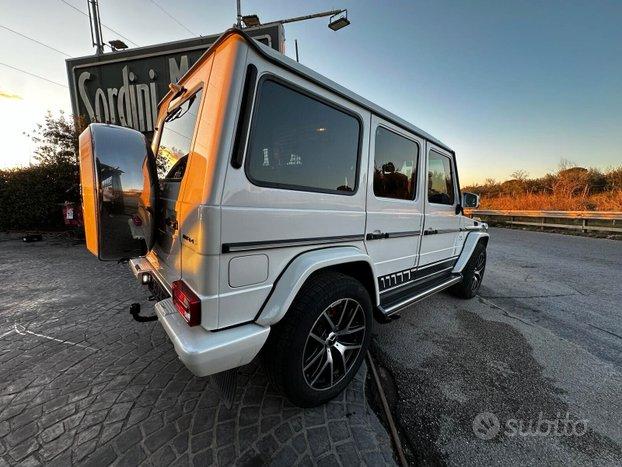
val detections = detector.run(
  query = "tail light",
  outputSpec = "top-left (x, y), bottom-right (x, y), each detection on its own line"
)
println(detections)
top-left (172, 280), bottom-right (201, 326)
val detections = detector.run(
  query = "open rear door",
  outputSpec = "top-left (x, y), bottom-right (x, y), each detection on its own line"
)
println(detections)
top-left (79, 123), bottom-right (158, 261)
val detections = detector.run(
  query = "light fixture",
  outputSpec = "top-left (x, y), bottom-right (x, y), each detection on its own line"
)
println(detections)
top-left (109, 40), bottom-right (128, 51)
top-left (242, 14), bottom-right (261, 27)
top-left (328, 10), bottom-right (350, 31)
top-left (316, 127), bottom-right (327, 132)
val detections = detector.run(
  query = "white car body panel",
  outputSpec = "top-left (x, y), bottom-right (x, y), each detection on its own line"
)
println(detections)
top-left (364, 115), bottom-right (425, 277)
top-left (104, 31), bottom-right (490, 379)
top-left (419, 143), bottom-right (464, 266)
top-left (452, 230), bottom-right (490, 273)
top-left (256, 246), bottom-right (378, 327)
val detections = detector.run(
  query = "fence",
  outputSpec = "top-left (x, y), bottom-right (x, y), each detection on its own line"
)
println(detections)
top-left (466, 210), bottom-right (622, 234)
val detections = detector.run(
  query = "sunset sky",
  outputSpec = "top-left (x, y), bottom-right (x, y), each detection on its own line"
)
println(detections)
top-left (0, 0), bottom-right (620, 185)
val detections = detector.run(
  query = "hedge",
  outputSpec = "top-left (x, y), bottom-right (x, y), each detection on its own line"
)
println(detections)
top-left (0, 163), bottom-right (78, 231)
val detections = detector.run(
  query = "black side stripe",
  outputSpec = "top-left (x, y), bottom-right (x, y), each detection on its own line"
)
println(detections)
top-left (424, 228), bottom-right (462, 235)
top-left (378, 256), bottom-right (459, 292)
top-left (222, 234), bottom-right (365, 253)
top-left (365, 230), bottom-right (421, 241)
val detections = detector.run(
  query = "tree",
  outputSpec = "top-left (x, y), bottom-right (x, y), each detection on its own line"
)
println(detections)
top-left (558, 158), bottom-right (575, 172)
top-left (555, 167), bottom-right (589, 196)
top-left (26, 111), bottom-right (87, 166)
top-left (510, 169), bottom-right (529, 181)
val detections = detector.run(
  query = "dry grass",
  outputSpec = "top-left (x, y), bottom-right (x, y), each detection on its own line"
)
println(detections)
top-left (479, 191), bottom-right (622, 211)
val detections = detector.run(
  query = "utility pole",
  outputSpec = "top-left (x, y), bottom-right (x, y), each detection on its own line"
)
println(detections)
top-left (87, 0), bottom-right (105, 55)
top-left (236, 0), bottom-right (242, 28)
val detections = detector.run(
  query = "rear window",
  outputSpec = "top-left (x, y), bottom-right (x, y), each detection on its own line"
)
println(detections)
top-left (157, 90), bottom-right (202, 179)
top-left (245, 79), bottom-right (361, 194)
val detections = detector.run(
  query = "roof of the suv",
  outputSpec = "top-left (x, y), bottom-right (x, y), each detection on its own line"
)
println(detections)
top-left (172, 28), bottom-right (454, 154)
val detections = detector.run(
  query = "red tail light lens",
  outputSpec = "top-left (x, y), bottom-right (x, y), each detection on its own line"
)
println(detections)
top-left (172, 280), bottom-right (201, 326)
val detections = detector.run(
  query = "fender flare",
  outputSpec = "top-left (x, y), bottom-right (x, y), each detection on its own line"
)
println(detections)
top-left (256, 246), bottom-right (379, 327)
top-left (452, 231), bottom-right (489, 273)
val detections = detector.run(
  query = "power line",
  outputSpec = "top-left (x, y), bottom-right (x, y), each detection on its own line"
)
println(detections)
top-left (147, 0), bottom-right (197, 36)
top-left (0, 24), bottom-right (70, 57)
top-left (58, 0), bottom-right (139, 47)
top-left (0, 62), bottom-right (68, 89)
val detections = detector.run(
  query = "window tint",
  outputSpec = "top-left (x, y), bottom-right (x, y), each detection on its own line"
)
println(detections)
top-left (157, 90), bottom-right (202, 179)
top-left (427, 150), bottom-right (455, 205)
top-left (373, 127), bottom-right (419, 200)
top-left (246, 80), bottom-right (360, 194)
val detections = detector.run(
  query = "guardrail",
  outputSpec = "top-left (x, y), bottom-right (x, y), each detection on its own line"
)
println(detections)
top-left (465, 209), bottom-right (622, 234)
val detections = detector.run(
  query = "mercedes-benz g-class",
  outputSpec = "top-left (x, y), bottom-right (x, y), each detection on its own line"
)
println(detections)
top-left (79, 28), bottom-right (488, 407)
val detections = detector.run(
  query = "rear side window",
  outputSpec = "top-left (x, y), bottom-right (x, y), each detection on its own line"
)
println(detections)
top-left (373, 127), bottom-right (419, 200)
top-left (157, 90), bottom-right (202, 179)
top-left (427, 150), bottom-right (455, 205)
top-left (245, 79), bottom-right (361, 194)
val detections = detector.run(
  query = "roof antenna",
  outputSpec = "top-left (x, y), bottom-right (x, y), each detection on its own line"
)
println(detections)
top-left (295, 39), bottom-right (300, 63)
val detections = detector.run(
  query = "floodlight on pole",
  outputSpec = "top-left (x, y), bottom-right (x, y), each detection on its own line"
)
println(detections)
top-left (235, 2), bottom-right (350, 32)
top-left (242, 14), bottom-right (261, 27)
top-left (328, 10), bottom-right (350, 31)
top-left (109, 40), bottom-right (128, 51)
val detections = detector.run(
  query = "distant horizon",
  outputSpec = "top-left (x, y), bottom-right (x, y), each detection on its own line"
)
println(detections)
top-left (1, 107), bottom-right (618, 187)
top-left (1, 1), bottom-right (621, 186)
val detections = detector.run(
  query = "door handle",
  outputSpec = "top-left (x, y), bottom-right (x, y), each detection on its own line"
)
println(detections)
top-left (424, 228), bottom-right (438, 235)
top-left (366, 230), bottom-right (389, 240)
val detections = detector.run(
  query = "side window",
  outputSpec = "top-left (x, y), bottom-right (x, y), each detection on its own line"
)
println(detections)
top-left (246, 79), bottom-right (360, 194)
top-left (157, 90), bottom-right (203, 179)
top-left (427, 150), bottom-right (455, 205)
top-left (373, 127), bottom-right (419, 200)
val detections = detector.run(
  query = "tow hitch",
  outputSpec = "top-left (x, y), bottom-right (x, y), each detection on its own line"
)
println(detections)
top-left (129, 303), bottom-right (158, 322)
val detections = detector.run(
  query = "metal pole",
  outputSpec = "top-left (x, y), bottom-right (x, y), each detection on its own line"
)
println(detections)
top-left (236, 0), bottom-right (242, 27)
top-left (366, 352), bottom-right (408, 467)
top-left (260, 9), bottom-right (345, 28)
top-left (295, 39), bottom-right (299, 62)
top-left (88, 0), bottom-right (104, 55)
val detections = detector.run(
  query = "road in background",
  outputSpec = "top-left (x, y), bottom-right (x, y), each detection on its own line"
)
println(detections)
top-left (373, 227), bottom-right (622, 464)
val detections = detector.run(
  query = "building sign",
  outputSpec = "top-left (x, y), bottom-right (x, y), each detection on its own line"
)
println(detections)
top-left (66, 25), bottom-right (284, 135)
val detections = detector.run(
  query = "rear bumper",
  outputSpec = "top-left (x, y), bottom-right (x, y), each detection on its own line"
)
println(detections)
top-left (155, 298), bottom-right (270, 377)
top-left (129, 256), bottom-right (172, 301)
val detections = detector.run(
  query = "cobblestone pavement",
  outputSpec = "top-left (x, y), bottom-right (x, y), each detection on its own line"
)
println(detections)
top-left (0, 235), bottom-right (395, 466)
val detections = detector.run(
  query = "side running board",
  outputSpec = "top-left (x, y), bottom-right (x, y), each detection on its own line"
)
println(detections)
top-left (378, 275), bottom-right (462, 317)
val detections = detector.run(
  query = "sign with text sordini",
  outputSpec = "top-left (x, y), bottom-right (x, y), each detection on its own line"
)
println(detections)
top-left (66, 25), bottom-right (284, 136)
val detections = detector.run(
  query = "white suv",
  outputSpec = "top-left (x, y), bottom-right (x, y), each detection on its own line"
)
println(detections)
top-left (78, 29), bottom-right (488, 407)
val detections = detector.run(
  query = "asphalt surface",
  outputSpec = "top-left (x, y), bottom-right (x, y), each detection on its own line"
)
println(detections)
top-left (372, 227), bottom-right (622, 465)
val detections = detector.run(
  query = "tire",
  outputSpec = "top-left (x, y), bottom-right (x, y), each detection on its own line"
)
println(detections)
top-left (450, 242), bottom-right (487, 299)
top-left (263, 272), bottom-right (373, 407)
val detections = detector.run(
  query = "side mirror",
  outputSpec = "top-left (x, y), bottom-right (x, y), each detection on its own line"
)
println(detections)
top-left (462, 192), bottom-right (480, 209)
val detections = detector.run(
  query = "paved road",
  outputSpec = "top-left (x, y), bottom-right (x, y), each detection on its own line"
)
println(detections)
top-left (372, 227), bottom-right (622, 465)
top-left (0, 234), bottom-right (394, 466)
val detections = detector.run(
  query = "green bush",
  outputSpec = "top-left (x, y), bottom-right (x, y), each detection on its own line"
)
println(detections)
top-left (0, 163), bottom-right (77, 231)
